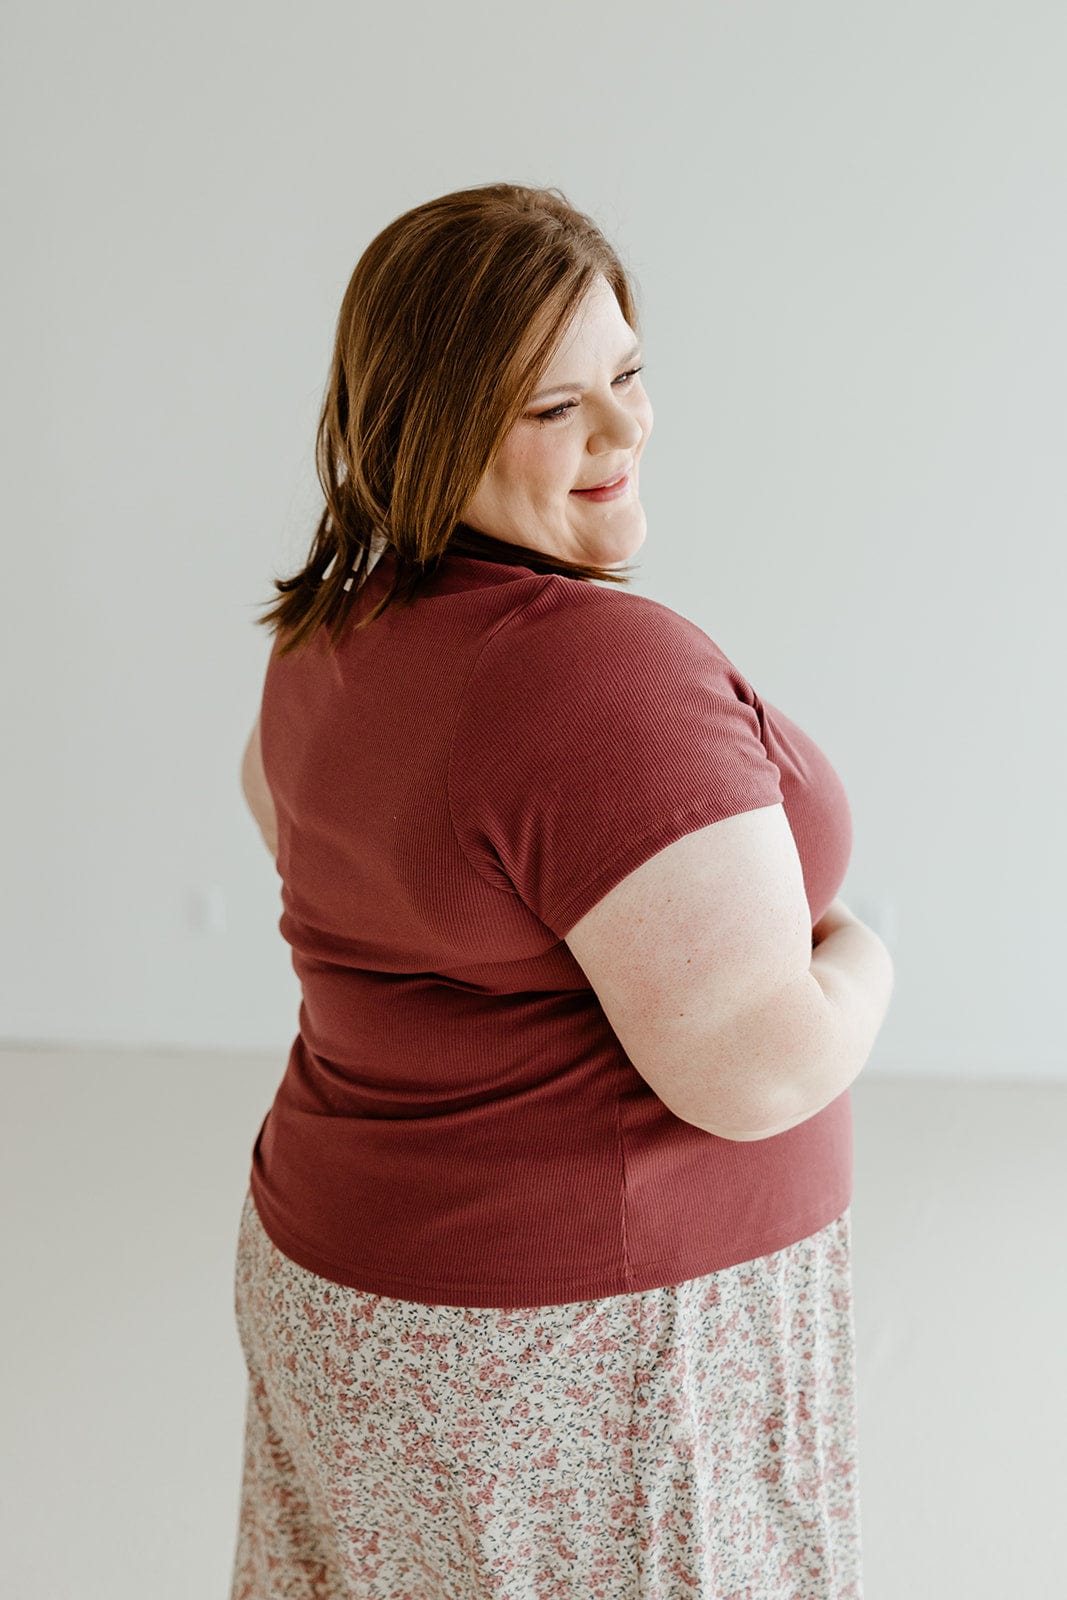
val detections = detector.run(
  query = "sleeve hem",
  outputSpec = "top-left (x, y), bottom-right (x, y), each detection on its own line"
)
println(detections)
top-left (545, 791), bottom-right (784, 941)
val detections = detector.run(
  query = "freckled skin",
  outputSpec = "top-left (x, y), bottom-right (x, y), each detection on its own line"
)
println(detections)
top-left (460, 273), bottom-right (654, 568)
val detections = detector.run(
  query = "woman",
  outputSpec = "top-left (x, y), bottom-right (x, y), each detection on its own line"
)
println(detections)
top-left (232, 181), bottom-right (895, 1599)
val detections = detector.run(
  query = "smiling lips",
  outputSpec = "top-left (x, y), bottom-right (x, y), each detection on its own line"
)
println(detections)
top-left (574, 466), bottom-right (631, 492)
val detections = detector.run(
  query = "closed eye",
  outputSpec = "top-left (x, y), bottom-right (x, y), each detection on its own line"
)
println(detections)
top-left (533, 366), bottom-right (645, 424)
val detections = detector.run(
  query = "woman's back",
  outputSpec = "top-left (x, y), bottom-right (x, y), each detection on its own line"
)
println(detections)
top-left (247, 542), bottom-right (854, 1309)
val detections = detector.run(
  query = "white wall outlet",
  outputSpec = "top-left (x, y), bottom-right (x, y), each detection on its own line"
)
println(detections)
top-left (188, 885), bottom-right (228, 934)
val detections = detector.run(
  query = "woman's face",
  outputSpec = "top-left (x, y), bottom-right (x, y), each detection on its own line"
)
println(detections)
top-left (460, 273), bottom-right (654, 567)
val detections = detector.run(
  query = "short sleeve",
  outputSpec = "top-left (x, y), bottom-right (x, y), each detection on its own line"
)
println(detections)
top-left (448, 580), bottom-right (785, 939)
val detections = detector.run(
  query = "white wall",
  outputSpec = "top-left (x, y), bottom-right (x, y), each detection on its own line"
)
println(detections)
top-left (3, 1), bottom-right (1064, 1078)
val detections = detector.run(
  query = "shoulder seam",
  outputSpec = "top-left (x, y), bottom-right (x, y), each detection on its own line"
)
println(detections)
top-left (444, 577), bottom-right (743, 895)
top-left (445, 577), bottom-right (558, 894)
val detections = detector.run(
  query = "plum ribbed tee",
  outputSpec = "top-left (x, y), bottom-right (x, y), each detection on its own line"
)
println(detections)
top-left (248, 543), bottom-right (854, 1309)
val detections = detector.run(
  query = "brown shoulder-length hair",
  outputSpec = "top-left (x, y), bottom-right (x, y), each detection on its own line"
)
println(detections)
top-left (255, 181), bottom-right (644, 658)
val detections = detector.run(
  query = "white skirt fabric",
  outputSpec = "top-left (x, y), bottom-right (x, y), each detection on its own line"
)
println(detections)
top-left (229, 1187), bottom-right (862, 1599)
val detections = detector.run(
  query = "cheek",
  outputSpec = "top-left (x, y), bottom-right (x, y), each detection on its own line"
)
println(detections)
top-left (517, 435), bottom-right (572, 495)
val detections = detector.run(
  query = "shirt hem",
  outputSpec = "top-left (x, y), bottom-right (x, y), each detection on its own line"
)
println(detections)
top-left (245, 1175), bottom-right (852, 1310)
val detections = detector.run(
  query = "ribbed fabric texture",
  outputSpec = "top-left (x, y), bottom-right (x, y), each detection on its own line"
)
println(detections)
top-left (249, 546), bottom-right (854, 1309)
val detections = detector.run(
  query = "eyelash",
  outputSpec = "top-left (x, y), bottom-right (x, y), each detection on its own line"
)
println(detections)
top-left (532, 365), bottom-right (645, 424)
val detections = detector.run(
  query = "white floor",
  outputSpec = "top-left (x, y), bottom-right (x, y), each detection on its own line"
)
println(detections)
top-left (1, 1048), bottom-right (1063, 1599)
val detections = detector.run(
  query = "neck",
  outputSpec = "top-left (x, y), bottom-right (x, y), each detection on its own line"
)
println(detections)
top-left (447, 523), bottom-right (559, 572)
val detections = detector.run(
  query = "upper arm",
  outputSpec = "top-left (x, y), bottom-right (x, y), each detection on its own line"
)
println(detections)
top-left (563, 801), bottom-right (825, 1140)
top-left (241, 715), bottom-right (277, 845)
top-left (240, 714), bottom-right (263, 797)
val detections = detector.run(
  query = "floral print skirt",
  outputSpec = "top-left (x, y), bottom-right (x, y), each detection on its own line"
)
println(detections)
top-left (229, 1188), bottom-right (862, 1599)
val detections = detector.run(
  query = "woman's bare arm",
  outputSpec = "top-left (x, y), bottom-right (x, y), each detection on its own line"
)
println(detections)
top-left (240, 715), bottom-right (279, 861)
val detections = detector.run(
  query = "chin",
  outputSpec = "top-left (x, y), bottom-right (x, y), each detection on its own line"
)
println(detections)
top-left (572, 507), bottom-right (646, 564)
top-left (602, 520), bottom-right (647, 567)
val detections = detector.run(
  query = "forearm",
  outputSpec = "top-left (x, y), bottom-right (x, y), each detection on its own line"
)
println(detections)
top-left (749, 920), bottom-right (895, 1138)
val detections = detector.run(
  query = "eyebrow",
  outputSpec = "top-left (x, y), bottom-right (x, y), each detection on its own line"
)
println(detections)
top-left (528, 340), bottom-right (643, 404)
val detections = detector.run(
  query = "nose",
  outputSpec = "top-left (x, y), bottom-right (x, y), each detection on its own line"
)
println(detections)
top-left (587, 405), bottom-right (644, 456)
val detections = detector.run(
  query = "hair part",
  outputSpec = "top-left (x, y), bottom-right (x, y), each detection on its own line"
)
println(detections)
top-left (254, 182), bottom-right (643, 658)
